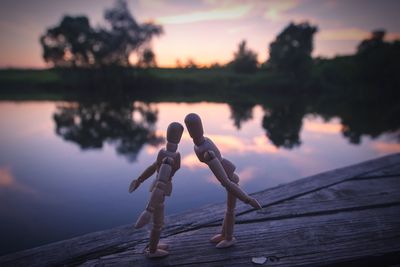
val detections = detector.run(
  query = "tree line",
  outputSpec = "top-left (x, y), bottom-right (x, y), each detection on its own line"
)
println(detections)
top-left (40, 0), bottom-right (400, 87)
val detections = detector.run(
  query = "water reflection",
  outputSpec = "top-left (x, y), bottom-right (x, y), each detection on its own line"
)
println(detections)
top-left (0, 166), bottom-right (37, 195)
top-left (334, 102), bottom-right (399, 145)
top-left (261, 100), bottom-right (305, 149)
top-left (313, 89), bottom-right (400, 145)
top-left (51, 92), bottom-right (400, 161)
top-left (228, 102), bottom-right (254, 130)
top-left (53, 101), bottom-right (163, 162)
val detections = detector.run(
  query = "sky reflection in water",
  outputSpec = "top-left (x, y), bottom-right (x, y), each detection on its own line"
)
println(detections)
top-left (0, 101), bottom-right (399, 255)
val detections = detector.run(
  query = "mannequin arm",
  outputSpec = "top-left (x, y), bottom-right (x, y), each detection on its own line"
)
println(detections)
top-left (129, 161), bottom-right (157, 193)
top-left (135, 158), bottom-right (173, 228)
top-left (205, 151), bottom-right (261, 209)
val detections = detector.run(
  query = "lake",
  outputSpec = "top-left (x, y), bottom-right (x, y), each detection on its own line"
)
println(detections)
top-left (0, 100), bottom-right (399, 255)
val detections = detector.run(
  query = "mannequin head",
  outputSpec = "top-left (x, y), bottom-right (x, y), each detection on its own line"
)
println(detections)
top-left (166, 122), bottom-right (184, 152)
top-left (184, 113), bottom-right (205, 146)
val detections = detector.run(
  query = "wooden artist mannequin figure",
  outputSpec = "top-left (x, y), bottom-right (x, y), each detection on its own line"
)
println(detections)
top-left (184, 113), bottom-right (262, 248)
top-left (129, 122), bottom-right (184, 258)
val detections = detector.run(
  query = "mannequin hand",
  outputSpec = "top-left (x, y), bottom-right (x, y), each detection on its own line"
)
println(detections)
top-left (129, 179), bottom-right (141, 193)
top-left (248, 197), bottom-right (262, 209)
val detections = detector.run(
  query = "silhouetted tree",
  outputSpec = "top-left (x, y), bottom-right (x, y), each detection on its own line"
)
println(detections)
top-left (356, 29), bottom-right (400, 87)
top-left (137, 48), bottom-right (157, 67)
top-left (269, 22), bottom-right (317, 78)
top-left (40, 0), bottom-right (162, 67)
top-left (185, 58), bottom-right (198, 69)
top-left (209, 62), bottom-right (222, 69)
top-left (357, 30), bottom-right (386, 54)
top-left (175, 59), bottom-right (183, 68)
top-left (230, 40), bottom-right (258, 73)
top-left (53, 101), bottom-right (163, 162)
top-left (98, 0), bottom-right (163, 66)
top-left (40, 16), bottom-right (95, 67)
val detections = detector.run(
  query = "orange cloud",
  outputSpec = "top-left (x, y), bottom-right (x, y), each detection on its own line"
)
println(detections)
top-left (373, 142), bottom-right (400, 154)
top-left (304, 119), bottom-right (342, 134)
top-left (385, 33), bottom-right (400, 41)
top-left (145, 146), bottom-right (159, 155)
top-left (208, 134), bottom-right (278, 154)
top-left (236, 167), bottom-right (257, 184)
top-left (0, 166), bottom-right (37, 195)
top-left (252, 136), bottom-right (279, 153)
top-left (182, 154), bottom-right (206, 170)
top-left (0, 167), bottom-right (13, 186)
top-left (183, 133), bottom-right (278, 159)
top-left (180, 134), bottom-right (277, 170)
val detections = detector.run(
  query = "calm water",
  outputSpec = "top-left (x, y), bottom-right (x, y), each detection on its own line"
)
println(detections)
top-left (0, 101), bottom-right (399, 255)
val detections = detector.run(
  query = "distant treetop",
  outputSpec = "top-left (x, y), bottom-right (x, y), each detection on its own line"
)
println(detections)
top-left (357, 29), bottom-right (386, 54)
top-left (356, 29), bottom-right (400, 87)
top-left (40, 0), bottom-right (163, 68)
top-left (230, 40), bottom-right (258, 73)
top-left (268, 22), bottom-right (318, 78)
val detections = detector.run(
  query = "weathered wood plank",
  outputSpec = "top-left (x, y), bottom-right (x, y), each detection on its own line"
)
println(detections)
top-left (1, 153), bottom-right (399, 266)
top-left (355, 162), bottom-right (400, 179)
top-left (0, 225), bottom-right (148, 267)
top-left (248, 153), bottom-right (400, 208)
top-left (79, 205), bottom-right (400, 267)
top-left (168, 153), bottom-right (400, 228)
top-left (237, 176), bottom-right (400, 223)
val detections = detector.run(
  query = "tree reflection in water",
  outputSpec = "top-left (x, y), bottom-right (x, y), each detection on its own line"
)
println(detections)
top-left (52, 90), bottom-right (400, 159)
top-left (261, 102), bottom-right (304, 149)
top-left (321, 97), bottom-right (400, 145)
top-left (53, 101), bottom-right (163, 162)
top-left (228, 102), bottom-right (255, 129)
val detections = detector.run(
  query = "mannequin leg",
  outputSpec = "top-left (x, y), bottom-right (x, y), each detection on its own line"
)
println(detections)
top-left (215, 190), bottom-right (237, 248)
top-left (146, 200), bottom-right (169, 258)
top-left (213, 173), bottom-right (239, 248)
top-left (210, 193), bottom-right (228, 244)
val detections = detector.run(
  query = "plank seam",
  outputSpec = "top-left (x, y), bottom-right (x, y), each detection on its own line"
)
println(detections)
top-left (232, 201), bottom-right (400, 226)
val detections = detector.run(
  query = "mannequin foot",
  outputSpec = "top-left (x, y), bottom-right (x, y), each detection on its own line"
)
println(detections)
top-left (145, 248), bottom-right (169, 258)
top-left (216, 237), bottom-right (236, 248)
top-left (158, 242), bottom-right (169, 250)
top-left (210, 233), bottom-right (224, 244)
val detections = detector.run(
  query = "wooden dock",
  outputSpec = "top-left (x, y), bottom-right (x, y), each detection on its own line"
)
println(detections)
top-left (1, 153), bottom-right (400, 266)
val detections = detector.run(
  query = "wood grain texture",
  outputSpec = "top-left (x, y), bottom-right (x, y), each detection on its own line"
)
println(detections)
top-left (80, 206), bottom-right (400, 267)
top-left (1, 153), bottom-right (399, 267)
top-left (237, 176), bottom-right (400, 223)
top-left (355, 162), bottom-right (400, 179)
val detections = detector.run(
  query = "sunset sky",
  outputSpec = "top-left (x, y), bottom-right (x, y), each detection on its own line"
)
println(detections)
top-left (0, 0), bottom-right (399, 68)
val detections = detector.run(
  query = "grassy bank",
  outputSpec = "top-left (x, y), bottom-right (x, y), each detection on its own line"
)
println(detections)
top-left (0, 67), bottom-right (307, 102)
top-left (0, 57), bottom-right (398, 105)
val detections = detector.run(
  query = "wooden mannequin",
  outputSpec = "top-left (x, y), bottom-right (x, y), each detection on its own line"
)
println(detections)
top-left (129, 122), bottom-right (183, 258)
top-left (184, 113), bottom-right (262, 248)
